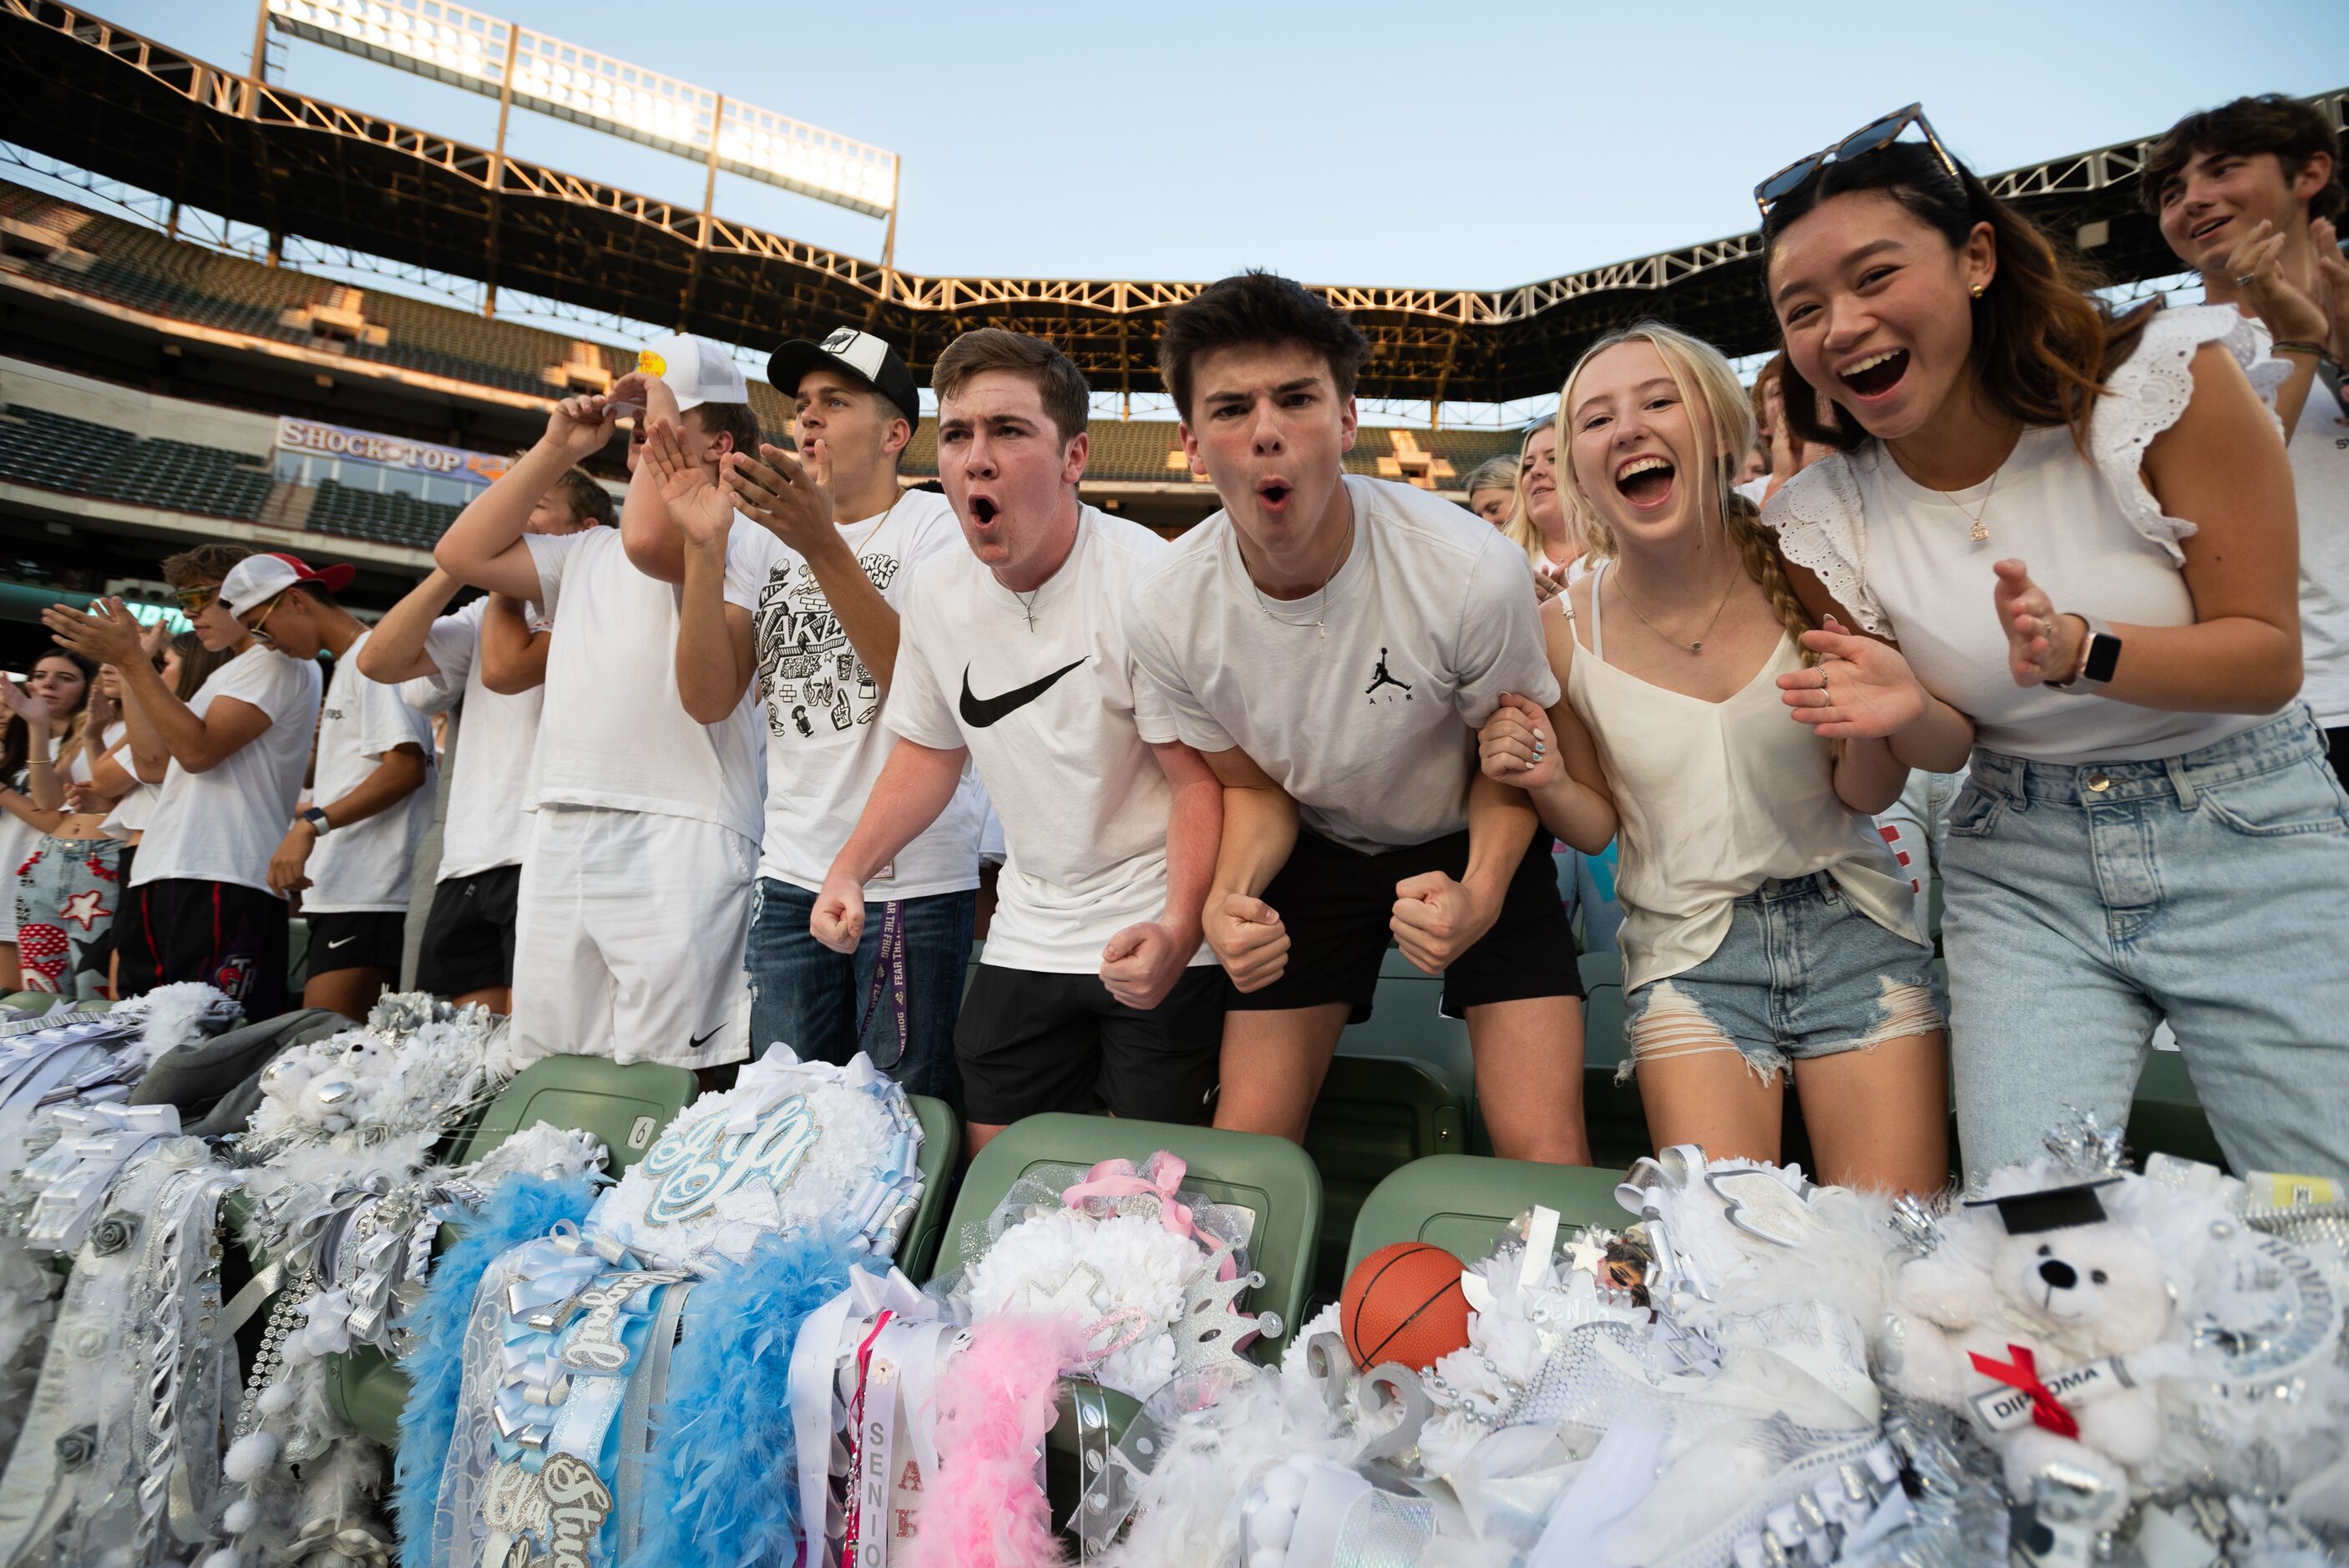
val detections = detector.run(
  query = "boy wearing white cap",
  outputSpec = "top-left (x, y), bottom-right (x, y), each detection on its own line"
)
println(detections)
top-left (662, 325), bottom-right (981, 1096)
top-left (44, 544), bottom-right (321, 1014)
top-left (220, 552), bottom-right (436, 1021)
top-left (435, 334), bottom-right (766, 1072)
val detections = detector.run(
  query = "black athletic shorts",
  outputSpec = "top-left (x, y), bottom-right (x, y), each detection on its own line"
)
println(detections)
top-left (305, 910), bottom-right (407, 977)
top-left (957, 963), bottom-right (1228, 1126)
top-left (116, 877), bottom-right (290, 1018)
top-left (414, 865), bottom-right (522, 997)
top-left (1229, 826), bottom-right (1582, 1022)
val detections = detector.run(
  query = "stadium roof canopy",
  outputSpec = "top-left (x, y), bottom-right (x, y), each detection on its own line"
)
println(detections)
top-left (4, 1), bottom-right (2341, 403)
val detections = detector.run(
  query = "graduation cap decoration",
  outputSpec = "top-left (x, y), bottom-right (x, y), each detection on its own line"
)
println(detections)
top-left (1962, 1177), bottom-right (2124, 1236)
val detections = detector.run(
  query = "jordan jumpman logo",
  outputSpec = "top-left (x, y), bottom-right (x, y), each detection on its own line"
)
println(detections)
top-left (1364, 647), bottom-right (1413, 697)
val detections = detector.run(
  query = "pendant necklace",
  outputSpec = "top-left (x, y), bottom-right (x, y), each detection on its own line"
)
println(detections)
top-left (1247, 514), bottom-right (1355, 651)
top-left (1936, 465), bottom-right (1999, 543)
top-left (1013, 587), bottom-right (1042, 631)
top-left (1613, 563), bottom-right (1740, 654)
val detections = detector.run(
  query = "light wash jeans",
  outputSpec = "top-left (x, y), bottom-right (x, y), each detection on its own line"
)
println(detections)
top-left (1942, 707), bottom-right (2349, 1181)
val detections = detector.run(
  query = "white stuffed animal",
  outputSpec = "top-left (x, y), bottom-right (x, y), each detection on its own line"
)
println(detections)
top-left (1884, 1177), bottom-right (2170, 1524)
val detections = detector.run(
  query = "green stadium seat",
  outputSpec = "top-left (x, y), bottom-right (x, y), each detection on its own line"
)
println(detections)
top-left (1345, 1154), bottom-right (1629, 1277)
top-left (441, 1055), bottom-right (697, 1173)
top-left (899, 1092), bottom-right (961, 1283)
top-left (934, 1112), bottom-right (1320, 1526)
top-left (2128, 1044), bottom-right (2224, 1168)
top-left (934, 1111), bottom-right (1321, 1349)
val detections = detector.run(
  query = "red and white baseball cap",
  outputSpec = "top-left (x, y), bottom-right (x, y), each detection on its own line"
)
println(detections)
top-left (635, 333), bottom-right (749, 413)
top-left (217, 552), bottom-right (357, 615)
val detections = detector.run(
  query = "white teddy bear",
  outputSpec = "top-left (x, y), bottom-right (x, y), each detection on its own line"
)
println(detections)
top-left (1883, 1176), bottom-right (2171, 1525)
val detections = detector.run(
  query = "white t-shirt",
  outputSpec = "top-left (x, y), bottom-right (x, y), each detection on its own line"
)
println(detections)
top-left (91, 721), bottom-right (155, 837)
top-left (304, 630), bottom-right (436, 913)
top-left (740, 489), bottom-right (983, 898)
top-left (2264, 327), bottom-right (2349, 728)
top-left (1124, 474), bottom-right (1562, 852)
top-left (131, 645), bottom-right (322, 896)
top-left (888, 507), bottom-right (1214, 974)
top-left (399, 595), bottom-right (549, 881)
top-left (1767, 306), bottom-right (2284, 764)
top-left (524, 524), bottom-right (764, 843)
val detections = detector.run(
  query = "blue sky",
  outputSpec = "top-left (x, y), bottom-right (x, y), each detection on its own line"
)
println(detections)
top-left (73, 0), bottom-right (2349, 294)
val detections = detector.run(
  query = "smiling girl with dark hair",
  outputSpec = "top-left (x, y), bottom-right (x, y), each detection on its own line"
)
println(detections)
top-left (1752, 108), bottom-right (2348, 1181)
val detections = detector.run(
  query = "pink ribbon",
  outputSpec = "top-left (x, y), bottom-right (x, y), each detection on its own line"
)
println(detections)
top-left (1061, 1154), bottom-right (1197, 1240)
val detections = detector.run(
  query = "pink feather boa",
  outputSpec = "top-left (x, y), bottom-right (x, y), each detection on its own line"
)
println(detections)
top-left (906, 1313), bottom-right (1094, 1568)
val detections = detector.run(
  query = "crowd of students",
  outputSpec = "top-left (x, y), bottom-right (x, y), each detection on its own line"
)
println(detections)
top-left (14, 92), bottom-right (2349, 1188)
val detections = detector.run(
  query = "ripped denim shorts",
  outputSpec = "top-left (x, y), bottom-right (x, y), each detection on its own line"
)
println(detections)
top-left (1621, 873), bottom-right (1944, 1086)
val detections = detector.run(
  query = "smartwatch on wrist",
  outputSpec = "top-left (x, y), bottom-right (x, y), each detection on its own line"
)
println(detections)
top-left (2048, 614), bottom-right (2121, 691)
top-left (299, 806), bottom-right (332, 836)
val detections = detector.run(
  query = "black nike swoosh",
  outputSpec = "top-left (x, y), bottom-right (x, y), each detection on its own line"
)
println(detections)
top-left (687, 1029), bottom-right (719, 1050)
top-left (959, 657), bottom-right (1087, 728)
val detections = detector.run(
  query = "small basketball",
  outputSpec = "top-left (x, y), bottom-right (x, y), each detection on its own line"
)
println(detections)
top-left (1340, 1242), bottom-right (1472, 1372)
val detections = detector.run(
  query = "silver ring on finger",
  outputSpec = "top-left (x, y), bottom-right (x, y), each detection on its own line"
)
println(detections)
top-left (2234, 272), bottom-right (2258, 286)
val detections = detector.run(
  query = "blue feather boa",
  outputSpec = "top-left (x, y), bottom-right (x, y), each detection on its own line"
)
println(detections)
top-left (620, 1230), bottom-right (868, 1568)
top-left (392, 1171), bottom-right (600, 1568)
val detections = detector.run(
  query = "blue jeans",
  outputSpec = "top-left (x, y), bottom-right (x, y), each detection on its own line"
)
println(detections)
top-left (744, 878), bottom-right (975, 1101)
top-left (1942, 707), bottom-right (2349, 1181)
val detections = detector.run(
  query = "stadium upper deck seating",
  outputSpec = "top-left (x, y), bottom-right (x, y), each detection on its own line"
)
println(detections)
top-left (0, 402), bottom-right (274, 522)
top-left (306, 478), bottom-right (463, 550)
top-left (2, 180), bottom-right (1519, 502)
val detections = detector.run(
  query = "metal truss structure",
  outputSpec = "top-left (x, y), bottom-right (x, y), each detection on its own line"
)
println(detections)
top-left (3, 0), bottom-right (2339, 403)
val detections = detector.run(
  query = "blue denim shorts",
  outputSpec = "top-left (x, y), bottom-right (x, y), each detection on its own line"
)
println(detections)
top-left (1623, 873), bottom-right (1944, 1085)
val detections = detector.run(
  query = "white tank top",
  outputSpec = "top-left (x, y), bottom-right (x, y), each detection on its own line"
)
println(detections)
top-left (1567, 560), bottom-right (1918, 991)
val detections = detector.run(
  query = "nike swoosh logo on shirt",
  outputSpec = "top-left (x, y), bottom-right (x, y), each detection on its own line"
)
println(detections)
top-left (325, 935), bottom-right (357, 950)
top-left (959, 658), bottom-right (1087, 729)
top-left (688, 1029), bottom-right (719, 1050)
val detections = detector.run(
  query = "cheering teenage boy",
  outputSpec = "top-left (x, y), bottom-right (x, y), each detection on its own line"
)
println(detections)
top-left (220, 553), bottom-right (435, 1020)
top-left (1123, 272), bottom-right (1591, 1162)
top-left (666, 327), bottom-right (981, 1094)
top-left (434, 334), bottom-right (764, 1071)
top-left (813, 329), bottom-right (1223, 1152)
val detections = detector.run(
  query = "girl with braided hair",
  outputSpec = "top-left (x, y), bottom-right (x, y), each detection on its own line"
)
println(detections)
top-left (1476, 321), bottom-right (1948, 1191)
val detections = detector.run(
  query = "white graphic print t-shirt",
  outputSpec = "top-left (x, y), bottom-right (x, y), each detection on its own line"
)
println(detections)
top-left (888, 507), bottom-right (1213, 974)
top-left (1124, 475), bottom-right (1559, 853)
top-left (738, 487), bottom-right (984, 897)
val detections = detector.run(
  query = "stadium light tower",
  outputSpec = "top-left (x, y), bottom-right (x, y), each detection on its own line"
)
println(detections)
top-left (255, 0), bottom-right (902, 310)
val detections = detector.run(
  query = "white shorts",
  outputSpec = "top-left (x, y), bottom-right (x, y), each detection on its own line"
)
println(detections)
top-left (509, 806), bottom-right (755, 1069)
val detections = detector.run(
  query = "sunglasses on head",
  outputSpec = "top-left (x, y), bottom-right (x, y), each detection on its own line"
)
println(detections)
top-left (1754, 104), bottom-right (1962, 219)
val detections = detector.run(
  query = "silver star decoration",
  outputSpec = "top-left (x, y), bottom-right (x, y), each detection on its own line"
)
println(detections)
top-left (2042, 1109), bottom-right (2128, 1178)
top-left (1887, 1194), bottom-right (1942, 1256)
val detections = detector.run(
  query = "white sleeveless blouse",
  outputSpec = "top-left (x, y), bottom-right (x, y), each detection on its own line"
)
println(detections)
top-left (1566, 560), bottom-right (1918, 992)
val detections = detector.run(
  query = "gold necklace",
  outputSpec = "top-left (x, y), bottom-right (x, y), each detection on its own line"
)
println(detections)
top-left (1245, 513), bottom-right (1355, 652)
top-left (1612, 562), bottom-right (1740, 654)
top-left (1938, 465), bottom-right (1998, 543)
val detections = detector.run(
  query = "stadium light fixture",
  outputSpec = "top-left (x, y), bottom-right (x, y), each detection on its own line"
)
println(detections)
top-left (263, 0), bottom-right (896, 219)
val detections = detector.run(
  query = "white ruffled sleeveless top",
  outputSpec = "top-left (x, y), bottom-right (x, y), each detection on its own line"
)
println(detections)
top-left (1763, 306), bottom-right (2289, 765)
top-left (1567, 560), bottom-right (1917, 992)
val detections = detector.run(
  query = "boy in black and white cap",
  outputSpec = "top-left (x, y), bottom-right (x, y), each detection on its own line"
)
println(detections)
top-left (661, 325), bottom-right (981, 1095)
top-left (1123, 273), bottom-right (1590, 1163)
top-left (435, 332), bottom-right (765, 1075)
top-left (223, 552), bottom-right (436, 1021)
top-left (813, 329), bottom-right (1223, 1152)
